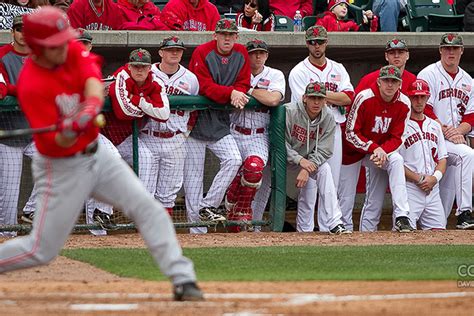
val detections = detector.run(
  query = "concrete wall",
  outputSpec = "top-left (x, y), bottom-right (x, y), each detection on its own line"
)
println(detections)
top-left (2, 31), bottom-right (474, 101)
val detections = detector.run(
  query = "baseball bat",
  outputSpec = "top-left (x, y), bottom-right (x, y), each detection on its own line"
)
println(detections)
top-left (0, 114), bottom-right (106, 139)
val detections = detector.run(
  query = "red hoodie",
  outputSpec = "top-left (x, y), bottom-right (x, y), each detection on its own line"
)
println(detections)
top-left (116, 0), bottom-right (169, 30)
top-left (316, 11), bottom-right (378, 32)
top-left (344, 83), bottom-right (411, 164)
top-left (269, 0), bottom-right (312, 18)
top-left (67, 0), bottom-right (124, 30)
top-left (160, 0), bottom-right (220, 31)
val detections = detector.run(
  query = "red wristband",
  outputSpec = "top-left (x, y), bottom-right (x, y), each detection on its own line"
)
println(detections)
top-left (83, 96), bottom-right (103, 116)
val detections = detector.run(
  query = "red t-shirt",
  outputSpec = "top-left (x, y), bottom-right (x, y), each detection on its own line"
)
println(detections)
top-left (67, 0), bottom-right (124, 30)
top-left (17, 41), bottom-right (102, 157)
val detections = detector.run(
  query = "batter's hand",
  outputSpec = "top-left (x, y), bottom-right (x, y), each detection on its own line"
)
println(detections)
top-left (296, 168), bottom-right (310, 188)
top-left (299, 158), bottom-right (317, 173)
top-left (230, 90), bottom-right (250, 109)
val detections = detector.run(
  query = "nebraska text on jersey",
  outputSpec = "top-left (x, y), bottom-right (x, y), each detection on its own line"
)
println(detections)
top-left (438, 87), bottom-right (469, 107)
top-left (404, 130), bottom-right (438, 149)
top-left (291, 124), bottom-right (319, 143)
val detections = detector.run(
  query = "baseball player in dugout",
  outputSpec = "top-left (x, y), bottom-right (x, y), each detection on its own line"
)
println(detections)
top-left (0, 14), bottom-right (30, 237)
top-left (285, 82), bottom-right (349, 234)
top-left (399, 79), bottom-right (448, 230)
top-left (185, 18), bottom-right (250, 234)
top-left (148, 36), bottom-right (200, 216)
top-left (0, 7), bottom-right (204, 301)
top-left (339, 37), bottom-right (416, 231)
top-left (355, 38), bottom-right (416, 95)
top-left (345, 65), bottom-right (413, 233)
top-left (225, 39), bottom-right (285, 232)
top-left (417, 33), bottom-right (474, 230)
top-left (288, 25), bottom-right (354, 232)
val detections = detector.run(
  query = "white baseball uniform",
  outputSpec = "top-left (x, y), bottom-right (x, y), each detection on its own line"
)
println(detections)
top-left (229, 65), bottom-right (286, 224)
top-left (144, 63), bottom-right (199, 210)
top-left (288, 57), bottom-right (353, 231)
top-left (418, 61), bottom-right (474, 217)
top-left (399, 117), bottom-right (448, 229)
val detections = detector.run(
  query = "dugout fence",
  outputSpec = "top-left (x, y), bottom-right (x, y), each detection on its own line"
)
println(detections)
top-left (0, 96), bottom-right (286, 233)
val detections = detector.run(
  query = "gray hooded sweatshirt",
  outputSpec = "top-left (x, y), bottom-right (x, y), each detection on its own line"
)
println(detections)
top-left (285, 101), bottom-right (336, 167)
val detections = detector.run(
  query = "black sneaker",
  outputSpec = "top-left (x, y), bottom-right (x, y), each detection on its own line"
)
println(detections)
top-left (173, 282), bottom-right (204, 301)
top-left (198, 207), bottom-right (226, 222)
top-left (329, 224), bottom-right (351, 235)
top-left (395, 216), bottom-right (413, 233)
top-left (93, 209), bottom-right (118, 230)
top-left (21, 212), bottom-right (34, 224)
top-left (456, 211), bottom-right (474, 230)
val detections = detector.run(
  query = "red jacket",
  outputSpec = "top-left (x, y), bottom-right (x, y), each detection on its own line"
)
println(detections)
top-left (355, 68), bottom-right (416, 95)
top-left (160, 0), bottom-right (220, 31)
top-left (116, 0), bottom-right (169, 30)
top-left (344, 83), bottom-right (411, 164)
top-left (236, 12), bottom-right (275, 31)
top-left (106, 65), bottom-right (169, 145)
top-left (189, 40), bottom-right (250, 104)
top-left (67, 0), bottom-right (124, 30)
top-left (316, 11), bottom-right (378, 32)
top-left (269, 0), bottom-right (312, 18)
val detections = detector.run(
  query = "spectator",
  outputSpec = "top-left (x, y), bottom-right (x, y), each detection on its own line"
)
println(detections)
top-left (185, 19), bottom-right (249, 233)
top-left (50, 0), bottom-right (70, 11)
top-left (0, 15), bottom-right (30, 237)
top-left (5, 0), bottom-right (50, 8)
top-left (456, 0), bottom-right (474, 31)
top-left (160, 0), bottom-right (220, 31)
top-left (316, 0), bottom-right (378, 32)
top-left (269, 0), bottom-right (312, 18)
top-left (236, 0), bottom-right (275, 31)
top-left (372, 0), bottom-right (402, 32)
top-left (67, 0), bottom-right (124, 30)
top-left (285, 82), bottom-right (349, 234)
top-left (0, 2), bottom-right (35, 30)
top-left (116, 0), bottom-right (169, 30)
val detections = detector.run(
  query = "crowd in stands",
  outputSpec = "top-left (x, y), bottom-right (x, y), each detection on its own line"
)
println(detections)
top-left (0, 2), bottom-right (474, 236)
top-left (1, 0), bottom-right (472, 32)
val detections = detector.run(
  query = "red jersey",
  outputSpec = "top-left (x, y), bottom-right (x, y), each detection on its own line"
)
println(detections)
top-left (116, 0), bottom-right (169, 30)
top-left (16, 41), bottom-right (102, 157)
top-left (355, 68), bottom-right (416, 95)
top-left (105, 65), bottom-right (169, 145)
top-left (316, 11), bottom-right (378, 32)
top-left (269, 0), bottom-right (312, 17)
top-left (344, 83), bottom-right (411, 164)
top-left (67, 0), bottom-right (124, 30)
top-left (236, 12), bottom-right (275, 31)
top-left (160, 0), bottom-right (220, 31)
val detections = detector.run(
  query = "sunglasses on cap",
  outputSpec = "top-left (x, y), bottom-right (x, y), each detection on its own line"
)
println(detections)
top-left (245, 0), bottom-right (257, 8)
top-left (307, 39), bottom-right (327, 46)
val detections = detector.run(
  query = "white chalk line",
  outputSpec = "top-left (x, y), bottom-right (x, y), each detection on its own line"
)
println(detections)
top-left (1, 291), bottom-right (473, 311)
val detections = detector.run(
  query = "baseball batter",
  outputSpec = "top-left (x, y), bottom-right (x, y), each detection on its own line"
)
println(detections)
top-left (417, 33), bottom-right (474, 229)
top-left (345, 65), bottom-right (412, 232)
top-left (285, 82), bottom-right (348, 234)
top-left (288, 25), bottom-right (354, 231)
top-left (226, 39), bottom-right (285, 232)
top-left (399, 79), bottom-right (448, 230)
top-left (147, 36), bottom-right (199, 215)
top-left (185, 19), bottom-right (250, 234)
top-left (0, 8), bottom-right (203, 301)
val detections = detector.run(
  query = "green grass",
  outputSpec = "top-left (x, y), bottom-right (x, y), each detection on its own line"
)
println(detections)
top-left (61, 245), bottom-right (474, 281)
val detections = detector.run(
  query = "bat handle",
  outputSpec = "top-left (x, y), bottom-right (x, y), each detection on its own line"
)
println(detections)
top-left (93, 114), bottom-right (106, 128)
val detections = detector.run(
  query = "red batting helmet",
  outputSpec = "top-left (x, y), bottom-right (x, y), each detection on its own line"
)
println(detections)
top-left (407, 79), bottom-right (431, 97)
top-left (23, 7), bottom-right (77, 55)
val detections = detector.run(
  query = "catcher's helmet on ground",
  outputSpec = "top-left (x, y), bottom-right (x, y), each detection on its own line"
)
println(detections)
top-left (407, 79), bottom-right (431, 96)
top-left (23, 7), bottom-right (77, 54)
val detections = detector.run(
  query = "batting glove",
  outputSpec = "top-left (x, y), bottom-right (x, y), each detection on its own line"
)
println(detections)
top-left (58, 96), bottom-right (102, 137)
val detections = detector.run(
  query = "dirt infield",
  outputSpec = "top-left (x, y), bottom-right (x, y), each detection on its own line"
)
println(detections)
top-left (0, 231), bottom-right (473, 315)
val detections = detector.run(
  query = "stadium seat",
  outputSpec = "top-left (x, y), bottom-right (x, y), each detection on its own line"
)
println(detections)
top-left (402, 0), bottom-right (464, 32)
top-left (303, 16), bottom-right (317, 30)
top-left (274, 15), bottom-right (293, 31)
